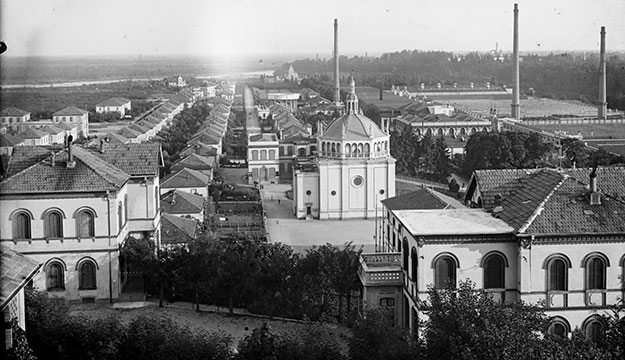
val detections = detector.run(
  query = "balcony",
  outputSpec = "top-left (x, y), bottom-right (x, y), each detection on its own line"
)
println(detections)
top-left (359, 252), bottom-right (403, 287)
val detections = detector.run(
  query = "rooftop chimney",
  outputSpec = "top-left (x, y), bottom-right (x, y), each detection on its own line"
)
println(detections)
top-left (50, 151), bottom-right (55, 167)
top-left (511, 3), bottom-right (520, 119)
top-left (333, 19), bottom-right (340, 106)
top-left (66, 135), bottom-right (75, 168)
top-left (589, 165), bottom-right (601, 205)
top-left (598, 26), bottom-right (607, 120)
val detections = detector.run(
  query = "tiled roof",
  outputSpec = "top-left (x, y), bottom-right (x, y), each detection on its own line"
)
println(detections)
top-left (1, 146), bottom-right (129, 194)
top-left (161, 168), bottom-right (209, 189)
top-left (382, 188), bottom-right (453, 211)
top-left (5, 145), bottom-right (60, 177)
top-left (17, 126), bottom-right (48, 140)
top-left (96, 97), bottom-right (131, 107)
top-left (171, 153), bottom-right (214, 171)
top-left (180, 143), bottom-right (218, 157)
top-left (322, 113), bottom-right (387, 141)
top-left (42, 125), bottom-right (65, 135)
top-left (129, 123), bottom-right (151, 134)
top-left (56, 121), bottom-right (77, 131)
top-left (53, 106), bottom-right (88, 116)
top-left (118, 127), bottom-right (142, 138)
top-left (188, 132), bottom-right (220, 146)
top-left (106, 132), bottom-right (130, 144)
top-left (249, 133), bottom-right (278, 142)
top-left (1, 246), bottom-right (41, 309)
top-left (160, 190), bottom-right (204, 214)
top-left (161, 213), bottom-right (198, 244)
top-left (90, 142), bottom-right (162, 176)
top-left (0, 133), bottom-right (25, 147)
top-left (472, 167), bottom-right (625, 235)
top-left (0, 107), bottom-right (30, 117)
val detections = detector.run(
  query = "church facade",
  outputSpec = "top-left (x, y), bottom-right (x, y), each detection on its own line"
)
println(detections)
top-left (292, 77), bottom-right (396, 219)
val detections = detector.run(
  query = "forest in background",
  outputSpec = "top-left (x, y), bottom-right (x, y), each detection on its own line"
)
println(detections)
top-left (289, 50), bottom-right (625, 110)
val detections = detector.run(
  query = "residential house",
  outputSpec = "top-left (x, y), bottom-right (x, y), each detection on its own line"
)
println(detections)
top-left (171, 153), bottom-right (214, 180)
top-left (160, 190), bottom-right (205, 222)
top-left (0, 107), bottom-right (31, 132)
top-left (160, 213), bottom-right (198, 246)
top-left (160, 168), bottom-right (209, 197)
top-left (248, 133), bottom-right (279, 184)
top-left (52, 106), bottom-right (89, 138)
top-left (16, 127), bottom-right (49, 146)
top-left (96, 98), bottom-right (132, 117)
top-left (0, 133), bottom-right (25, 156)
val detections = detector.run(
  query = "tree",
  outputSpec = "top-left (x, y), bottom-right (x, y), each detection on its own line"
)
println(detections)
top-left (349, 307), bottom-right (422, 360)
top-left (561, 138), bottom-right (590, 168)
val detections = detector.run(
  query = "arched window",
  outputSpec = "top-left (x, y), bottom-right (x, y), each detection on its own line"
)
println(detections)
top-left (584, 254), bottom-right (608, 290)
top-left (297, 148), bottom-right (306, 157)
top-left (47, 262), bottom-right (65, 290)
top-left (434, 254), bottom-right (458, 289)
top-left (583, 317), bottom-right (604, 343)
top-left (76, 209), bottom-right (95, 238)
top-left (402, 238), bottom-right (409, 270)
top-left (345, 144), bottom-right (351, 154)
top-left (483, 252), bottom-right (506, 289)
top-left (13, 211), bottom-right (32, 239)
top-left (44, 210), bottom-right (63, 238)
top-left (260, 150), bottom-right (267, 160)
top-left (547, 317), bottom-right (570, 338)
top-left (79, 261), bottom-right (97, 290)
top-left (252, 150), bottom-right (258, 160)
top-left (364, 143), bottom-right (370, 155)
top-left (269, 149), bottom-right (276, 160)
top-left (547, 257), bottom-right (569, 291)
top-left (411, 247), bottom-right (418, 281)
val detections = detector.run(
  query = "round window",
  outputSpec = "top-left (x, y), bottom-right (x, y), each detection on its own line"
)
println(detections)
top-left (379, 189), bottom-right (385, 195)
top-left (352, 176), bottom-right (364, 188)
top-left (306, 190), bottom-right (312, 195)
top-left (331, 190), bottom-right (336, 196)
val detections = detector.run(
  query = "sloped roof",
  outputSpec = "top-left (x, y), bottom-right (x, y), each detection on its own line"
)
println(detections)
top-left (1, 146), bottom-right (129, 194)
top-left (0, 107), bottom-right (30, 117)
top-left (382, 188), bottom-right (453, 211)
top-left (171, 153), bottom-right (214, 171)
top-left (249, 133), bottom-right (278, 142)
top-left (180, 143), bottom-right (218, 157)
top-left (53, 106), bottom-right (88, 116)
top-left (161, 214), bottom-right (198, 244)
top-left (90, 142), bottom-right (162, 176)
top-left (56, 121), bottom-right (77, 131)
top-left (322, 113), bottom-right (387, 141)
top-left (17, 126), bottom-right (48, 140)
top-left (5, 145), bottom-right (60, 177)
top-left (0, 133), bottom-right (25, 147)
top-left (188, 132), bottom-right (221, 146)
top-left (96, 97), bottom-right (131, 107)
top-left (1, 246), bottom-right (41, 310)
top-left (118, 127), bottom-right (142, 138)
top-left (161, 168), bottom-right (209, 188)
top-left (160, 190), bottom-right (204, 214)
top-left (42, 125), bottom-right (65, 135)
top-left (106, 132), bottom-right (130, 144)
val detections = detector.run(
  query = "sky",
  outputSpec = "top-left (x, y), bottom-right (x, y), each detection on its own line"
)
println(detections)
top-left (1, 0), bottom-right (624, 59)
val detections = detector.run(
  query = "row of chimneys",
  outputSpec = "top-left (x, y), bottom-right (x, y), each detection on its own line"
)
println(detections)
top-left (510, 4), bottom-right (607, 120)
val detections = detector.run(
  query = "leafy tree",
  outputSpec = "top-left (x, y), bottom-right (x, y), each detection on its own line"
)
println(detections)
top-left (349, 307), bottom-right (422, 360)
top-left (561, 138), bottom-right (590, 167)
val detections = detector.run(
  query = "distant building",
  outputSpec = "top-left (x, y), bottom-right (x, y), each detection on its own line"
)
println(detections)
top-left (160, 189), bottom-right (205, 222)
top-left (160, 168), bottom-right (210, 197)
top-left (52, 106), bottom-right (89, 138)
top-left (0, 133), bottom-right (25, 156)
top-left (0, 107), bottom-right (31, 132)
top-left (160, 213), bottom-right (198, 246)
top-left (166, 75), bottom-right (186, 88)
top-left (96, 98), bottom-right (132, 117)
top-left (247, 133), bottom-right (279, 184)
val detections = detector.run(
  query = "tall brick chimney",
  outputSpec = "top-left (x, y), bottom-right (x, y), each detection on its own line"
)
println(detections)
top-left (511, 3), bottom-right (520, 119)
top-left (334, 19), bottom-right (340, 106)
top-left (598, 26), bottom-right (607, 120)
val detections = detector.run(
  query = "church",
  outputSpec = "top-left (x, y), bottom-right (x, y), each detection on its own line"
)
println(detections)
top-left (292, 76), bottom-right (396, 219)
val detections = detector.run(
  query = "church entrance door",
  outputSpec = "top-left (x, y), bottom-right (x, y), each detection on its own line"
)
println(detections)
top-left (306, 206), bottom-right (312, 215)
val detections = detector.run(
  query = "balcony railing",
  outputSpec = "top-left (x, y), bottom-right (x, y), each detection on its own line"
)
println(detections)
top-left (359, 252), bottom-right (403, 286)
top-left (318, 151), bottom-right (389, 159)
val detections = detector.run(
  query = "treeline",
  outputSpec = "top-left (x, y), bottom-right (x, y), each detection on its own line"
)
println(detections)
top-left (123, 236), bottom-right (362, 324)
top-left (390, 131), bottom-right (451, 182)
top-left (293, 51), bottom-right (625, 110)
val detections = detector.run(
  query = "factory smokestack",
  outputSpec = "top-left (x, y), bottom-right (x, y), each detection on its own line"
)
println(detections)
top-left (598, 26), bottom-right (607, 120)
top-left (334, 19), bottom-right (340, 106)
top-left (511, 3), bottom-right (520, 119)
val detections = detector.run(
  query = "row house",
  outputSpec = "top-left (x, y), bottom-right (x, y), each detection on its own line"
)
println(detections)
top-left (15, 121), bottom-right (80, 147)
top-left (160, 167), bottom-right (210, 198)
top-left (160, 190), bottom-right (205, 222)
top-left (171, 153), bottom-right (214, 181)
top-left (52, 106), bottom-right (89, 138)
top-left (0, 142), bottom-right (163, 303)
top-left (0, 107), bottom-right (31, 131)
top-left (160, 213), bottom-right (199, 246)
top-left (95, 98), bottom-right (131, 117)
top-left (360, 167), bottom-right (625, 343)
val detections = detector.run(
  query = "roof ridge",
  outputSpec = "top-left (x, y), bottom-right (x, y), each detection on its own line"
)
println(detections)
top-left (72, 146), bottom-right (129, 188)
top-left (516, 174), bottom-right (568, 234)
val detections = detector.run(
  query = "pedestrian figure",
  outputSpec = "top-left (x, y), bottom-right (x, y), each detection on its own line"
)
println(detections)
top-left (278, 199), bottom-right (281, 204)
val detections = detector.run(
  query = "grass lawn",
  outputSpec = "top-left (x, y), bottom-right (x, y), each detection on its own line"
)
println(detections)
top-left (70, 303), bottom-right (350, 350)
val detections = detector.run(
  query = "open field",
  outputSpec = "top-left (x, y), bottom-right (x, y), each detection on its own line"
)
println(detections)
top-left (351, 86), bottom-right (412, 108)
top-left (70, 302), bottom-right (350, 348)
top-left (449, 97), bottom-right (599, 118)
top-left (89, 121), bottom-right (132, 137)
top-left (524, 123), bottom-right (625, 140)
